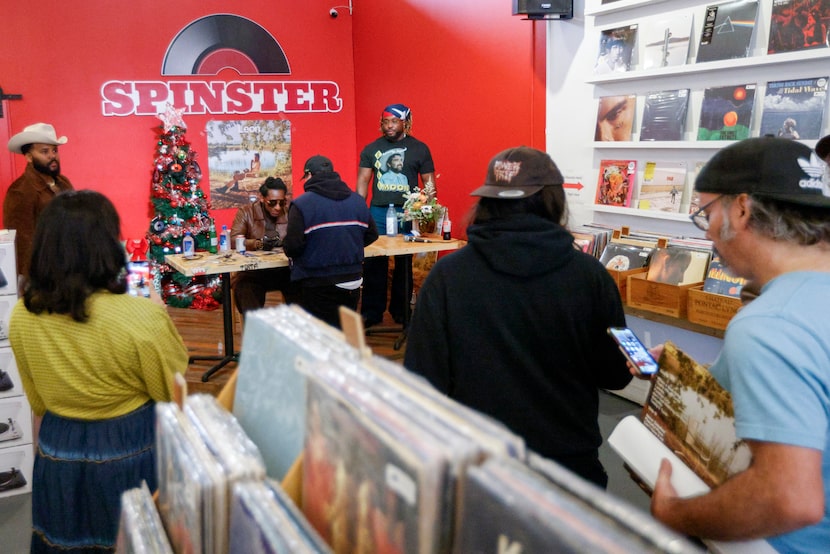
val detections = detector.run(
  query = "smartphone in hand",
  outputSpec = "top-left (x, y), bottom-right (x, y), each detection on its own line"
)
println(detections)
top-left (607, 327), bottom-right (659, 375)
top-left (127, 261), bottom-right (151, 298)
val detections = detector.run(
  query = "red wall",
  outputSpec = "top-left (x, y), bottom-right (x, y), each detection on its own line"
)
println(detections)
top-left (0, 1), bottom-right (358, 239)
top-left (353, 0), bottom-right (547, 232)
top-left (1, 0), bottom-right (544, 240)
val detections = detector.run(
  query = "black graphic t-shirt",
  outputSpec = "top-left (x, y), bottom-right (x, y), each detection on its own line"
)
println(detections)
top-left (359, 135), bottom-right (435, 207)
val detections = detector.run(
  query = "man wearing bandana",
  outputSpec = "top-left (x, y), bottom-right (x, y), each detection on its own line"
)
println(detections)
top-left (357, 104), bottom-right (436, 327)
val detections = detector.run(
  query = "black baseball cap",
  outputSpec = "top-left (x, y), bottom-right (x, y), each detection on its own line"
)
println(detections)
top-left (303, 155), bottom-right (334, 177)
top-left (695, 137), bottom-right (830, 208)
top-left (471, 146), bottom-right (564, 199)
top-left (816, 134), bottom-right (830, 160)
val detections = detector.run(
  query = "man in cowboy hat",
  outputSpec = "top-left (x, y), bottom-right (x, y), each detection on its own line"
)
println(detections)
top-left (5, 123), bottom-right (74, 277)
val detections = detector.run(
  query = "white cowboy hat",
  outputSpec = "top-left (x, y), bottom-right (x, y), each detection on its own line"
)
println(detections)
top-left (7, 123), bottom-right (68, 154)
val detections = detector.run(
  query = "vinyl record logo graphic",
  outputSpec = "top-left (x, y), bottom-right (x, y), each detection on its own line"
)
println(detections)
top-left (162, 14), bottom-right (290, 75)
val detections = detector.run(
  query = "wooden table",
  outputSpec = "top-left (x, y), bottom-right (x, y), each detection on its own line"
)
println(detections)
top-left (166, 235), bottom-right (464, 380)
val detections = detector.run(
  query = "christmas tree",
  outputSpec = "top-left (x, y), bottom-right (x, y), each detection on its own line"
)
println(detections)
top-left (147, 104), bottom-right (221, 310)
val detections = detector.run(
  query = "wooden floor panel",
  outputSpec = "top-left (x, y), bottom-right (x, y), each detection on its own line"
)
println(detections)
top-left (170, 299), bottom-right (406, 397)
top-left (171, 253), bottom-right (437, 397)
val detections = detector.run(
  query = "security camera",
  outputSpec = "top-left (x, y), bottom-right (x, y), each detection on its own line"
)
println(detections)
top-left (329, 8), bottom-right (338, 17)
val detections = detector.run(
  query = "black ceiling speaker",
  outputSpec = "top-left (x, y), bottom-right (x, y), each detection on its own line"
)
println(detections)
top-left (513, 0), bottom-right (573, 20)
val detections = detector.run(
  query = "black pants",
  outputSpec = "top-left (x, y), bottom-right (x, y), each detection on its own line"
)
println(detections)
top-left (232, 266), bottom-right (301, 315)
top-left (300, 284), bottom-right (360, 329)
top-left (361, 255), bottom-right (411, 324)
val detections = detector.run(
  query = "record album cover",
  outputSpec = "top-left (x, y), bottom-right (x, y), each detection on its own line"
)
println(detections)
top-left (646, 246), bottom-right (710, 285)
top-left (768, 0), bottom-right (830, 54)
top-left (595, 95), bottom-right (636, 142)
top-left (640, 89), bottom-right (690, 141)
top-left (697, 84), bottom-right (756, 141)
top-left (703, 253), bottom-right (748, 297)
top-left (599, 243), bottom-right (653, 271)
top-left (641, 13), bottom-right (693, 70)
top-left (696, 0), bottom-right (759, 62)
top-left (637, 161), bottom-right (687, 213)
top-left (594, 25), bottom-right (638, 74)
top-left (759, 76), bottom-right (829, 140)
top-left (594, 160), bottom-right (637, 207)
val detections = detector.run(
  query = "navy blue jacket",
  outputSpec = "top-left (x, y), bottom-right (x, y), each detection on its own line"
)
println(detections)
top-left (284, 171), bottom-right (378, 286)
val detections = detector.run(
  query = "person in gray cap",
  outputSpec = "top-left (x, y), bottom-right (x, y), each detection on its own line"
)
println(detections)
top-left (643, 137), bottom-right (830, 551)
top-left (404, 146), bottom-right (632, 487)
top-left (5, 122), bottom-right (74, 277)
top-left (284, 155), bottom-right (377, 328)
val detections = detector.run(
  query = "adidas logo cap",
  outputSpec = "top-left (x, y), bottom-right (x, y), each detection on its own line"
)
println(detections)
top-left (695, 137), bottom-right (830, 208)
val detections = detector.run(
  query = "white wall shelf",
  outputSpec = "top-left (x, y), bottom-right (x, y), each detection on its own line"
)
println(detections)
top-left (585, 0), bottom-right (675, 17)
top-left (591, 204), bottom-right (693, 222)
top-left (593, 141), bottom-right (732, 149)
top-left (586, 48), bottom-right (830, 85)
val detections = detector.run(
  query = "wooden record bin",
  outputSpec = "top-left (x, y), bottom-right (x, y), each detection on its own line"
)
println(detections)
top-left (605, 228), bottom-right (666, 301)
top-left (626, 273), bottom-right (702, 319)
top-left (687, 287), bottom-right (742, 331)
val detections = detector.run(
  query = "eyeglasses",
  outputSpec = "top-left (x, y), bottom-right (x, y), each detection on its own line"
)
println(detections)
top-left (265, 199), bottom-right (286, 207)
top-left (689, 195), bottom-right (724, 231)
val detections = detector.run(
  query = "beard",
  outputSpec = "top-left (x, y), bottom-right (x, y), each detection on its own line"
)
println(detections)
top-left (32, 158), bottom-right (60, 179)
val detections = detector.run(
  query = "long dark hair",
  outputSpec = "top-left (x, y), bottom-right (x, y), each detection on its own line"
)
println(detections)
top-left (470, 185), bottom-right (568, 226)
top-left (24, 190), bottom-right (127, 322)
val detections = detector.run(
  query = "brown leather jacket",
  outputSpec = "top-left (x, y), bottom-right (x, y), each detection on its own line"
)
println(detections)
top-left (3, 164), bottom-right (73, 276)
top-left (229, 200), bottom-right (289, 252)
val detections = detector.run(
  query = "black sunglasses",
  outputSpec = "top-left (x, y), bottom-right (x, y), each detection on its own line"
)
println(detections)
top-left (265, 199), bottom-right (286, 207)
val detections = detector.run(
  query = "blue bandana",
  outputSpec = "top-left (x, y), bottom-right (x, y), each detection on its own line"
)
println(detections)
top-left (382, 104), bottom-right (411, 120)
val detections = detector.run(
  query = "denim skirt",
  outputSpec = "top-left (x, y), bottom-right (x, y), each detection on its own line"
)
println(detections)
top-left (31, 401), bottom-right (156, 553)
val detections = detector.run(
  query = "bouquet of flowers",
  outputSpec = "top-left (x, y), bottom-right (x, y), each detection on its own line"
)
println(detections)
top-left (400, 181), bottom-right (444, 233)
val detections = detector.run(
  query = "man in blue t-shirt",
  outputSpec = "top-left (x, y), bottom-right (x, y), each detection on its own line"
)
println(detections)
top-left (645, 137), bottom-right (830, 552)
top-left (356, 104), bottom-right (435, 327)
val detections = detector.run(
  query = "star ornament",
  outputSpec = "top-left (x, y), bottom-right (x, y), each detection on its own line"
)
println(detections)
top-left (158, 104), bottom-right (187, 132)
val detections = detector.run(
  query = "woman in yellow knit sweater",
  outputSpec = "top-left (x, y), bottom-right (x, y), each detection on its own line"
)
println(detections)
top-left (9, 190), bottom-right (188, 553)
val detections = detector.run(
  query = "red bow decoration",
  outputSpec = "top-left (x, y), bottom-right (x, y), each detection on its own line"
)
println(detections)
top-left (126, 238), bottom-right (150, 262)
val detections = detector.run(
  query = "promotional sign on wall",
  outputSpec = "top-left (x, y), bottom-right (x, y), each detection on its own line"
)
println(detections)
top-left (205, 120), bottom-right (293, 209)
top-left (100, 14), bottom-right (343, 118)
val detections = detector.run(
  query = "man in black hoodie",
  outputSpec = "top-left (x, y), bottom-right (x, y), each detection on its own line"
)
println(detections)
top-left (284, 156), bottom-right (378, 328)
top-left (404, 147), bottom-right (632, 487)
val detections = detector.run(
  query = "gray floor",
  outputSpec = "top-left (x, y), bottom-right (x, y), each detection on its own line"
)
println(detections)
top-left (0, 492), bottom-right (30, 553)
top-left (599, 389), bottom-right (653, 513)
top-left (0, 391), bottom-right (648, 553)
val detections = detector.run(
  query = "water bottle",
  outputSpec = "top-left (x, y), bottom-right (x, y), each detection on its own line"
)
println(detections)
top-left (385, 204), bottom-right (398, 237)
top-left (182, 231), bottom-right (195, 257)
top-left (208, 222), bottom-right (218, 254)
top-left (219, 225), bottom-right (230, 252)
